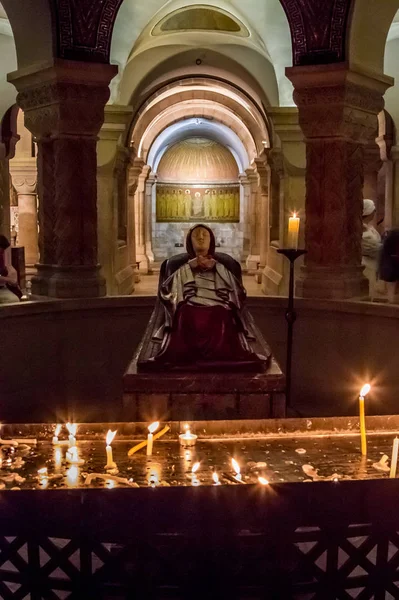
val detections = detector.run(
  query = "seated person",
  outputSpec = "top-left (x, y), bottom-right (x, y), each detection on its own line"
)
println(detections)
top-left (0, 235), bottom-right (22, 304)
top-left (138, 224), bottom-right (269, 372)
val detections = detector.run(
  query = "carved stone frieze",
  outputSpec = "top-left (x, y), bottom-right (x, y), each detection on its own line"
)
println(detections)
top-left (279, 0), bottom-right (351, 66)
top-left (54, 0), bottom-right (124, 63)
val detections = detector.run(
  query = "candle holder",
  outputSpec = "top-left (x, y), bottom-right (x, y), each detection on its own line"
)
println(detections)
top-left (277, 248), bottom-right (307, 413)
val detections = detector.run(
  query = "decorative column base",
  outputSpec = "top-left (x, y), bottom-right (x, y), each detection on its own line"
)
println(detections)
top-left (296, 266), bottom-right (369, 300)
top-left (32, 264), bottom-right (106, 298)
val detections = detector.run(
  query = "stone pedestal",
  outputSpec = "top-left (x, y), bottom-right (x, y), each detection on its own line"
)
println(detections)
top-left (8, 59), bottom-right (117, 298)
top-left (123, 357), bottom-right (285, 421)
top-left (287, 65), bottom-right (392, 300)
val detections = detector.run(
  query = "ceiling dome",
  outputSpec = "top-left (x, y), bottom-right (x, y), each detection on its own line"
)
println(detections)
top-left (157, 138), bottom-right (239, 183)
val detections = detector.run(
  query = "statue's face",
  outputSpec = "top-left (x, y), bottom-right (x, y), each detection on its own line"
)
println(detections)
top-left (191, 226), bottom-right (211, 255)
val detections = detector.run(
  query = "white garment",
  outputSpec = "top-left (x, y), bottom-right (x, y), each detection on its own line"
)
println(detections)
top-left (362, 225), bottom-right (381, 298)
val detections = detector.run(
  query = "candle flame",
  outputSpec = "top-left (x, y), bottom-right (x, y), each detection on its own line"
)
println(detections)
top-left (292, 211), bottom-right (297, 218)
top-left (148, 421), bottom-right (159, 434)
top-left (212, 472), bottom-right (219, 484)
top-left (258, 476), bottom-right (269, 486)
top-left (360, 384), bottom-right (371, 398)
top-left (66, 465), bottom-right (78, 486)
top-left (192, 461), bottom-right (200, 474)
top-left (106, 429), bottom-right (117, 446)
top-left (66, 423), bottom-right (77, 436)
top-left (184, 423), bottom-right (190, 432)
top-left (54, 424), bottom-right (62, 437)
top-left (232, 458), bottom-right (240, 475)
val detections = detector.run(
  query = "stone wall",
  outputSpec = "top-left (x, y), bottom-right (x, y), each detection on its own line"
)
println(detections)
top-left (1, 297), bottom-right (399, 422)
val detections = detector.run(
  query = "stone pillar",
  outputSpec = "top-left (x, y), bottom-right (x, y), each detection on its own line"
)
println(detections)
top-left (245, 169), bottom-right (260, 273)
top-left (97, 104), bottom-right (134, 295)
top-left (287, 65), bottom-right (392, 299)
top-left (391, 146), bottom-right (399, 228)
top-left (8, 60), bottom-right (117, 298)
top-left (134, 163), bottom-right (151, 272)
top-left (145, 173), bottom-right (156, 272)
top-left (239, 174), bottom-right (251, 259)
top-left (254, 155), bottom-right (270, 283)
top-left (363, 145), bottom-right (382, 202)
top-left (261, 108), bottom-right (306, 296)
top-left (128, 158), bottom-right (144, 282)
top-left (0, 158), bottom-right (10, 238)
top-left (9, 160), bottom-right (38, 266)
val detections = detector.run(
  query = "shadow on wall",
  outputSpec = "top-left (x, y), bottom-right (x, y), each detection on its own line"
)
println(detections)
top-left (0, 297), bottom-right (399, 421)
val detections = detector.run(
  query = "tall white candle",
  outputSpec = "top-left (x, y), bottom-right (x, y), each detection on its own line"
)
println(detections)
top-left (287, 212), bottom-right (300, 249)
top-left (105, 430), bottom-right (117, 470)
top-left (146, 422), bottom-right (159, 456)
top-left (52, 424), bottom-right (62, 445)
top-left (390, 437), bottom-right (399, 479)
top-left (66, 423), bottom-right (77, 448)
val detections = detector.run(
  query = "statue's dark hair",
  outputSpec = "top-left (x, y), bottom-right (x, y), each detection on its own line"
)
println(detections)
top-left (0, 235), bottom-right (10, 250)
top-left (186, 224), bottom-right (216, 257)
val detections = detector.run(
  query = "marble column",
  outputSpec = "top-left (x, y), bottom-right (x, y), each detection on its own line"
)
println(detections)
top-left (245, 169), bottom-right (260, 273)
top-left (8, 60), bottom-right (117, 298)
top-left (128, 158), bottom-right (144, 282)
top-left (239, 174), bottom-right (250, 260)
top-left (0, 158), bottom-right (10, 238)
top-left (145, 173), bottom-right (156, 272)
top-left (134, 163), bottom-right (151, 273)
top-left (97, 104), bottom-right (134, 295)
top-left (254, 155), bottom-right (270, 283)
top-left (261, 108), bottom-right (306, 296)
top-left (9, 160), bottom-right (38, 266)
top-left (287, 65), bottom-right (392, 299)
top-left (391, 146), bottom-right (399, 228)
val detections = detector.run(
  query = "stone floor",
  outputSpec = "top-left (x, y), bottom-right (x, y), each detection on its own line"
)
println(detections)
top-left (132, 274), bottom-right (265, 296)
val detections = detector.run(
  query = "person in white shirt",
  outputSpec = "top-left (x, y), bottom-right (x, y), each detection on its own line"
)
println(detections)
top-left (361, 199), bottom-right (382, 299)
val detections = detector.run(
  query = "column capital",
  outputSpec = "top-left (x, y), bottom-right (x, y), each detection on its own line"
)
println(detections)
top-left (266, 107), bottom-right (304, 144)
top-left (286, 64), bottom-right (393, 142)
top-left (9, 158), bottom-right (37, 194)
top-left (8, 59), bottom-right (117, 139)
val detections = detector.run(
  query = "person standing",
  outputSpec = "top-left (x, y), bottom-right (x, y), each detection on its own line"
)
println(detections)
top-left (361, 199), bottom-right (382, 299)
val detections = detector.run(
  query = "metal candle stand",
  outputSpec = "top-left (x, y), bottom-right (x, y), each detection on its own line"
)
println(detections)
top-left (277, 248), bottom-right (307, 412)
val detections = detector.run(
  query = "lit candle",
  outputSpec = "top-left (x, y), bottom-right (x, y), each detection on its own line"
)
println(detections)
top-left (390, 437), bottom-right (399, 479)
top-left (359, 384), bottom-right (370, 455)
top-left (146, 422), bottom-right (160, 456)
top-left (53, 447), bottom-right (62, 468)
top-left (52, 424), bottom-right (62, 445)
top-left (287, 212), bottom-right (300, 249)
top-left (37, 467), bottom-right (49, 488)
top-left (191, 461), bottom-right (200, 486)
top-left (179, 424), bottom-right (198, 447)
top-left (66, 423), bottom-right (77, 448)
top-left (258, 476), bottom-right (269, 486)
top-left (212, 472), bottom-right (221, 486)
top-left (105, 429), bottom-right (117, 470)
top-left (232, 458), bottom-right (242, 482)
top-left (128, 425), bottom-right (170, 456)
top-left (66, 465), bottom-right (79, 487)
top-left (66, 445), bottom-right (84, 465)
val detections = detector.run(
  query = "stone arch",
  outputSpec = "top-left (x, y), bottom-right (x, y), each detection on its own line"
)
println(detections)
top-left (348, 0), bottom-right (399, 76)
top-left (279, 0), bottom-right (352, 66)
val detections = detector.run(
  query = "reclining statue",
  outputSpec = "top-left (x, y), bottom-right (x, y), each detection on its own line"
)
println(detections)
top-left (137, 224), bottom-right (271, 372)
